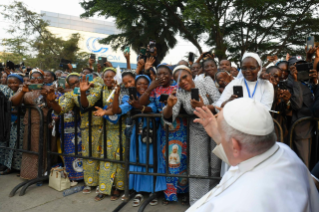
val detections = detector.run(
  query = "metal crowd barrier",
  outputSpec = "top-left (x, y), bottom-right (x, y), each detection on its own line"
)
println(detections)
top-left (0, 102), bottom-right (292, 212)
top-left (1, 105), bottom-right (47, 197)
top-left (289, 116), bottom-right (319, 169)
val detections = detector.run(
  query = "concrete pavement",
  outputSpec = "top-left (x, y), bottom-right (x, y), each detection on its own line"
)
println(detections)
top-left (0, 172), bottom-right (189, 212)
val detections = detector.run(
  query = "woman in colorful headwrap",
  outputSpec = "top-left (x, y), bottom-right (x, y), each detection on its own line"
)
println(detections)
top-left (139, 64), bottom-right (188, 205)
top-left (93, 68), bottom-right (133, 201)
top-left (51, 73), bottom-right (84, 185)
top-left (127, 74), bottom-right (159, 206)
top-left (0, 74), bottom-right (25, 174)
top-left (11, 68), bottom-right (50, 179)
top-left (43, 69), bottom-right (104, 193)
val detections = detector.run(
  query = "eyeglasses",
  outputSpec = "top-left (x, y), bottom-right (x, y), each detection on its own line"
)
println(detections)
top-left (30, 76), bottom-right (43, 80)
top-left (240, 67), bottom-right (258, 71)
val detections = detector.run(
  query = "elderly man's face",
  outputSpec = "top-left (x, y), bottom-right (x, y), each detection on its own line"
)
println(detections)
top-left (217, 111), bottom-right (236, 165)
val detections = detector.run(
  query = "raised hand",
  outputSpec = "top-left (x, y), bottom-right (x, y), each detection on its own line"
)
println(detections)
top-left (289, 64), bottom-right (298, 82)
top-left (145, 57), bottom-right (156, 71)
top-left (279, 89), bottom-right (291, 103)
top-left (309, 69), bottom-right (318, 84)
top-left (193, 106), bottom-right (221, 144)
top-left (80, 76), bottom-right (92, 92)
top-left (191, 95), bottom-right (204, 109)
top-left (167, 89), bottom-right (178, 108)
top-left (21, 82), bottom-right (30, 93)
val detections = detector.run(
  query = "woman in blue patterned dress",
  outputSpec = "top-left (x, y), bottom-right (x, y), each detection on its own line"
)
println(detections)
top-left (139, 64), bottom-right (188, 204)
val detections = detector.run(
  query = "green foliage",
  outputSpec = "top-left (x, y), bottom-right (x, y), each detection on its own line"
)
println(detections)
top-left (0, 1), bottom-right (85, 71)
top-left (80, 0), bottom-right (319, 65)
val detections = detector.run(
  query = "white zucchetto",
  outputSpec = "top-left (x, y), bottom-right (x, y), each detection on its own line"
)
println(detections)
top-left (223, 98), bottom-right (274, 136)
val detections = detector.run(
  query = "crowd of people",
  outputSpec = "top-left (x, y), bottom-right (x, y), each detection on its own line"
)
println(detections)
top-left (1, 43), bottom-right (319, 209)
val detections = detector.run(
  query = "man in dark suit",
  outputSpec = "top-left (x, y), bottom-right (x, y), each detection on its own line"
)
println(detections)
top-left (287, 56), bottom-right (318, 168)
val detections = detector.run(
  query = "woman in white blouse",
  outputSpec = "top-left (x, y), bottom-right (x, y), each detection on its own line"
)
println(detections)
top-left (214, 52), bottom-right (274, 110)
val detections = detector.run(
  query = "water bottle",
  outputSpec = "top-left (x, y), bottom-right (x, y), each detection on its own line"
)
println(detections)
top-left (63, 185), bottom-right (85, 197)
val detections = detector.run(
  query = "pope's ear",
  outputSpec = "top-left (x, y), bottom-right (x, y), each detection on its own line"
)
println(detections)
top-left (231, 137), bottom-right (241, 157)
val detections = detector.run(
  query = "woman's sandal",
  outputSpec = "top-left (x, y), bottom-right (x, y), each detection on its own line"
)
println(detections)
top-left (149, 194), bottom-right (158, 206)
top-left (95, 193), bottom-right (107, 202)
top-left (110, 189), bottom-right (120, 201)
top-left (121, 194), bottom-right (126, 201)
top-left (162, 197), bottom-right (169, 205)
top-left (83, 186), bottom-right (91, 194)
top-left (132, 194), bottom-right (144, 207)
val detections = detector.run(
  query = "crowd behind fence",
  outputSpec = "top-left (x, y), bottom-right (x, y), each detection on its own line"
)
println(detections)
top-left (1, 103), bottom-right (318, 212)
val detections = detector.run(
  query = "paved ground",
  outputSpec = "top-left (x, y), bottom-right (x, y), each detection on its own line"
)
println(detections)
top-left (0, 172), bottom-right (189, 212)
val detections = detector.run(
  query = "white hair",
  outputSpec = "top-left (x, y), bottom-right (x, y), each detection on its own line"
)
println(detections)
top-left (221, 118), bottom-right (276, 154)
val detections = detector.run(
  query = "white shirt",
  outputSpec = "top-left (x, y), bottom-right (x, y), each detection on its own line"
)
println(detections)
top-left (214, 78), bottom-right (274, 110)
top-left (186, 143), bottom-right (319, 212)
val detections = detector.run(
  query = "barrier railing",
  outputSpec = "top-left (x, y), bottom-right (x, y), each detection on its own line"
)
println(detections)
top-left (0, 102), bottom-right (288, 211)
top-left (289, 116), bottom-right (319, 169)
top-left (1, 105), bottom-right (47, 197)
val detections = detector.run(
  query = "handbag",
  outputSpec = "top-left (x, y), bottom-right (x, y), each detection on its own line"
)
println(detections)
top-left (49, 167), bottom-right (71, 191)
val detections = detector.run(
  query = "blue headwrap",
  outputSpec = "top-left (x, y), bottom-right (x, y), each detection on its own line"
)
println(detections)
top-left (135, 74), bottom-right (151, 85)
top-left (7, 73), bottom-right (23, 83)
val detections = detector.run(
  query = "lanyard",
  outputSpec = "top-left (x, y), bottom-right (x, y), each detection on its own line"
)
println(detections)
top-left (244, 79), bottom-right (258, 98)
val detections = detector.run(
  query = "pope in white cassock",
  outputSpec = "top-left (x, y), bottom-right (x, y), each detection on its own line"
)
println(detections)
top-left (187, 98), bottom-right (319, 212)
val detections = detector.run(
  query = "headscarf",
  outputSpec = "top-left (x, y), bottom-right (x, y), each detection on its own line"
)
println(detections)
top-left (66, 72), bottom-right (80, 84)
top-left (103, 67), bottom-right (116, 74)
top-left (135, 74), bottom-right (151, 85)
top-left (7, 73), bottom-right (23, 83)
top-left (237, 52), bottom-right (262, 80)
top-left (29, 68), bottom-right (44, 78)
top-left (172, 65), bottom-right (192, 75)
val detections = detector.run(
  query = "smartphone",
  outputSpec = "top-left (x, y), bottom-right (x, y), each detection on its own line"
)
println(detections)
top-left (62, 64), bottom-right (69, 70)
top-left (278, 81), bottom-right (288, 90)
top-left (98, 57), bottom-right (107, 66)
top-left (28, 84), bottom-right (43, 90)
top-left (296, 63), bottom-right (313, 81)
top-left (90, 54), bottom-right (96, 60)
top-left (233, 86), bottom-right (243, 97)
top-left (86, 74), bottom-right (93, 82)
top-left (140, 47), bottom-right (146, 56)
top-left (159, 94), bottom-right (169, 102)
top-left (188, 52), bottom-right (194, 63)
top-left (191, 88), bottom-right (199, 101)
top-left (128, 87), bottom-right (138, 100)
top-left (306, 36), bottom-right (315, 51)
top-left (73, 87), bottom-right (80, 94)
top-left (71, 64), bottom-right (77, 68)
top-left (124, 46), bottom-right (130, 53)
top-left (149, 41), bottom-right (156, 53)
top-left (58, 78), bottom-right (66, 89)
top-left (6, 61), bottom-right (14, 70)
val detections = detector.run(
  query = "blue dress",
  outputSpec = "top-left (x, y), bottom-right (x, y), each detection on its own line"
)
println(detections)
top-left (129, 101), bottom-right (158, 192)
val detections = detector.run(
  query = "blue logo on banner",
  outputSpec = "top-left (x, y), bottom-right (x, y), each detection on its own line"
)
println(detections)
top-left (86, 37), bottom-right (109, 53)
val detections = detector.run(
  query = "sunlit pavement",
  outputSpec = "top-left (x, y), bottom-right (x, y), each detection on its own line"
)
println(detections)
top-left (0, 172), bottom-right (189, 212)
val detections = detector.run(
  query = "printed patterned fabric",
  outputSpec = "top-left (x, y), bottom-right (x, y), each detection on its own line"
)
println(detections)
top-left (158, 118), bottom-right (188, 201)
top-left (58, 77), bottom-right (104, 128)
top-left (0, 86), bottom-right (24, 170)
top-left (150, 84), bottom-right (188, 201)
top-left (98, 86), bottom-right (127, 195)
top-left (150, 85), bottom-right (178, 112)
top-left (56, 93), bottom-right (83, 181)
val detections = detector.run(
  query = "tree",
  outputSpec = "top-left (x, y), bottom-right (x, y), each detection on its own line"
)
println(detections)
top-left (80, 0), bottom-right (319, 65)
top-left (0, 1), bottom-right (85, 71)
top-left (80, 0), bottom-right (205, 62)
